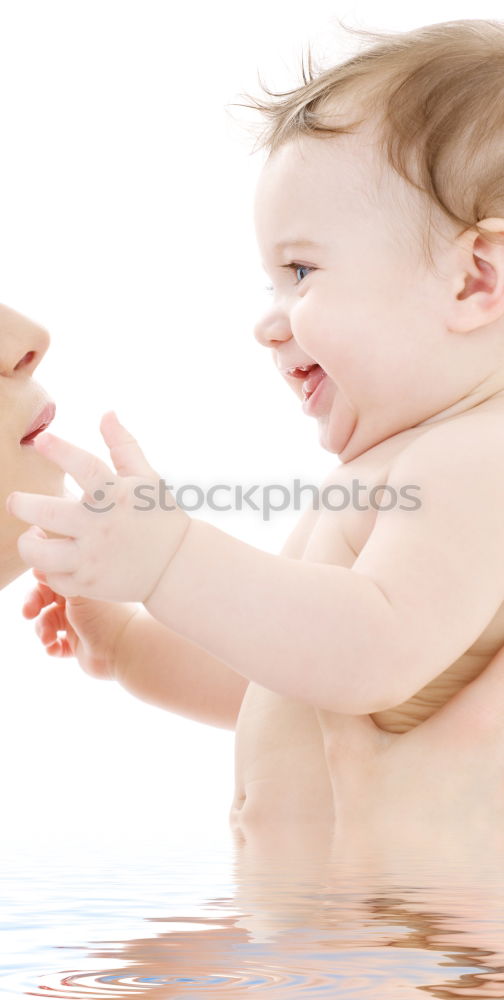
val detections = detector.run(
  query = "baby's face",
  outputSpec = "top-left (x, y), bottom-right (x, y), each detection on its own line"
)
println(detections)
top-left (0, 305), bottom-right (64, 587)
top-left (253, 128), bottom-right (465, 461)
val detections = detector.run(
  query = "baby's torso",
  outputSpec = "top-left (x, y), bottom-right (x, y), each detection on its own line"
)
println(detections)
top-left (230, 408), bottom-right (504, 832)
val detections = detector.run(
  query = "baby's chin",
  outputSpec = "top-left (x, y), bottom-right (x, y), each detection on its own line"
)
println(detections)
top-left (316, 401), bottom-right (358, 459)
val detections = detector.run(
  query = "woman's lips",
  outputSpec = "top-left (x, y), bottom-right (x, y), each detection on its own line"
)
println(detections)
top-left (20, 402), bottom-right (56, 446)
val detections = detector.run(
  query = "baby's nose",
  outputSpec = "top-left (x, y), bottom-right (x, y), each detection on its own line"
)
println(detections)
top-left (253, 310), bottom-right (292, 349)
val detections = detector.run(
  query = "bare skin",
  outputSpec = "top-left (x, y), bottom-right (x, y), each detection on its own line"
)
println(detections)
top-left (23, 418), bottom-right (504, 977)
top-left (13, 123), bottom-right (504, 844)
top-left (24, 566), bottom-right (504, 989)
top-left (25, 396), bottom-right (504, 848)
top-left (229, 394), bottom-right (504, 839)
top-left (0, 303), bottom-right (64, 587)
top-left (14, 110), bottom-right (504, 990)
top-left (20, 550), bottom-right (504, 992)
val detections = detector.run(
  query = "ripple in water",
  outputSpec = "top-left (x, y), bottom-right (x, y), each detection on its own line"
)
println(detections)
top-left (1, 839), bottom-right (504, 998)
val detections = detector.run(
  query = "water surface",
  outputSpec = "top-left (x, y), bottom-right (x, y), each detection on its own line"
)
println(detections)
top-left (1, 830), bottom-right (504, 998)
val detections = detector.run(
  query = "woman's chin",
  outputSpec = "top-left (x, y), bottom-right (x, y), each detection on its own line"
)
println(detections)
top-left (0, 461), bottom-right (66, 590)
top-left (0, 527), bottom-right (39, 590)
top-left (44, 467), bottom-right (66, 497)
top-left (20, 446), bottom-right (66, 496)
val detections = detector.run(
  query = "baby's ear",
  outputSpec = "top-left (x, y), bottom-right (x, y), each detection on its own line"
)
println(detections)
top-left (447, 218), bottom-right (504, 333)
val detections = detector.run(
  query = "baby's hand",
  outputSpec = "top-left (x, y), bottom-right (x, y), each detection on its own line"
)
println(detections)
top-left (23, 566), bottom-right (139, 680)
top-left (6, 411), bottom-right (191, 603)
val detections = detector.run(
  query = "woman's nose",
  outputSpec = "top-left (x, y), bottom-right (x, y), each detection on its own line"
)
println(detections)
top-left (0, 322), bottom-right (50, 378)
top-left (253, 309), bottom-right (292, 349)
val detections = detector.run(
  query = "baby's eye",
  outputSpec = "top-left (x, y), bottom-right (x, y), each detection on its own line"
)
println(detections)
top-left (264, 263), bottom-right (314, 295)
top-left (287, 263), bottom-right (313, 284)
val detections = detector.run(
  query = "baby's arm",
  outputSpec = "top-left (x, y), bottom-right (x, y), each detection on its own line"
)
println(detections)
top-left (113, 609), bottom-right (248, 729)
top-left (26, 575), bottom-right (247, 730)
top-left (13, 413), bottom-right (504, 717)
top-left (144, 417), bottom-right (504, 715)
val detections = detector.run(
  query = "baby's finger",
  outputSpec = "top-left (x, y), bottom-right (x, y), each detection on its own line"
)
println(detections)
top-left (17, 528), bottom-right (80, 574)
top-left (31, 431), bottom-right (114, 498)
top-left (100, 411), bottom-right (159, 479)
top-left (7, 493), bottom-right (82, 537)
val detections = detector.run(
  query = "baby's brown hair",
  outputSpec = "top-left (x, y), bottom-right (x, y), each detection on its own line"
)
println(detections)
top-left (230, 19), bottom-right (504, 270)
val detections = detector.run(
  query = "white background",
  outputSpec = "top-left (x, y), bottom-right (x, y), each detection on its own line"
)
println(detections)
top-left (0, 0), bottom-right (501, 855)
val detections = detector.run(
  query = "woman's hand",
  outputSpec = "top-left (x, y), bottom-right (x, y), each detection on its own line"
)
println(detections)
top-left (22, 564), bottom-right (140, 680)
top-left (316, 643), bottom-right (504, 850)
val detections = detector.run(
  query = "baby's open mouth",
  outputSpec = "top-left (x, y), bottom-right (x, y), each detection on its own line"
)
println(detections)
top-left (20, 402), bottom-right (56, 446)
top-left (287, 363), bottom-right (326, 401)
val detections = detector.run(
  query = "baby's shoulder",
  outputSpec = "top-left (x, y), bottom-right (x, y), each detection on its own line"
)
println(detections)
top-left (385, 403), bottom-right (504, 498)
top-left (441, 401), bottom-right (504, 443)
top-left (398, 403), bottom-right (504, 463)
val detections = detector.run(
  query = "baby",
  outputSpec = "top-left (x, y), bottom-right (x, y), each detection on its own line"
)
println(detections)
top-left (7, 18), bottom-right (504, 837)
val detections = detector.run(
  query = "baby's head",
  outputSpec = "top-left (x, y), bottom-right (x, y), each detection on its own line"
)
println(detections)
top-left (238, 19), bottom-right (504, 460)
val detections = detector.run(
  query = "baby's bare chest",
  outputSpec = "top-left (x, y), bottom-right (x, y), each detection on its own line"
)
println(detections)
top-left (231, 457), bottom-right (394, 826)
top-left (231, 434), bottom-right (504, 828)
top-left (301, 455), bottom-right (504, 727)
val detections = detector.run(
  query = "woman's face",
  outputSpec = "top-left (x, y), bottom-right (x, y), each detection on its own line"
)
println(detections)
top-left (0, 304), bottom-right (64, 588)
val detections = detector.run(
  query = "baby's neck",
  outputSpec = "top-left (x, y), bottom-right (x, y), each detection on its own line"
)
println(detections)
top-left (417, 378), bottom-right (504, 429)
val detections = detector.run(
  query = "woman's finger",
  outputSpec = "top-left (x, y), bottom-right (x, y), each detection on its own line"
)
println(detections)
top-left (22, 561), bottom-right (58, 616)
top-left (36, 604), bottom-right (69, 646)
top-left (23, 578), bottom-right (63, 615)
top-left (23, 590), bottom-right (65, 620)
top-left (46, 637), bottom-right (73, 657)
top-left (22, 588), bottom-right (45, 618)
top-left (32, 568), bottom-right (66, 606)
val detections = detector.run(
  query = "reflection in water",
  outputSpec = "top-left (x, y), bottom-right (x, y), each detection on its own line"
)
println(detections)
top-left (2, 825), bottom-right (504, 998)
